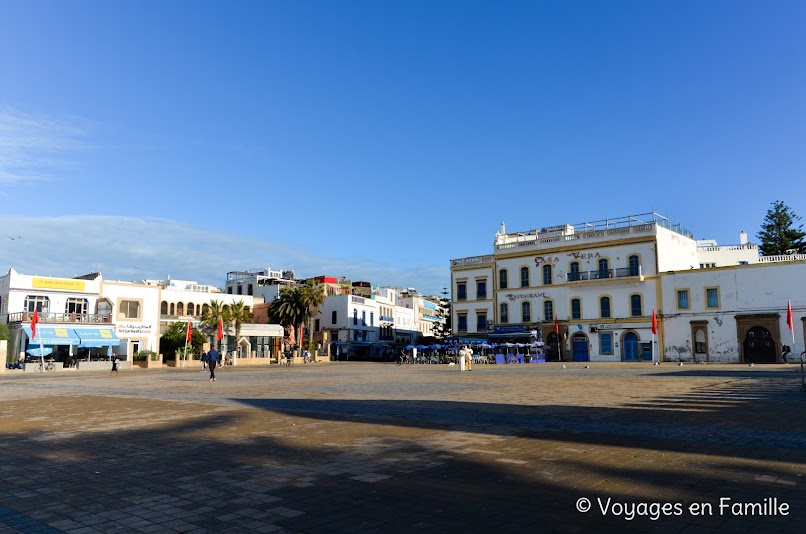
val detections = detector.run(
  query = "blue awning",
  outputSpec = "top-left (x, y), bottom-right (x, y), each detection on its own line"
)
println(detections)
top-left (74, 327), bottom-right (121, 348)
top-left (24, 327), bottom-right (81, 346)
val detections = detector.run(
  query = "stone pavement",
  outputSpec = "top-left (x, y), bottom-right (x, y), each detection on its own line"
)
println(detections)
top-left (0, 362), bottom-right (804, 533)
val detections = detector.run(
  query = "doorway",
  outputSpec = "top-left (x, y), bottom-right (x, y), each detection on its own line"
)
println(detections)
top-left (743, 326), bottom-right (776, 363)
top-left (572, 333), bottom-right (589, 361)
top-left (622, 332), bottom-right (639, 361)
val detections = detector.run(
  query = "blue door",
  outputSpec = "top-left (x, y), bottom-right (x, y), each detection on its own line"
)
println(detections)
top-left (572, 333), bottom-right (589, 361)
top-left (623, 332), bottom-right (639, 361)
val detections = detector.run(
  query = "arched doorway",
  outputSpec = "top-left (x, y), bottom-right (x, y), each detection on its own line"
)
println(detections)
top-left (622, 332), bottom-right (639, 361)
top-left (572, 333), bottom-right (589, 361)
top-left (743, 326), bottom-right (776, 363)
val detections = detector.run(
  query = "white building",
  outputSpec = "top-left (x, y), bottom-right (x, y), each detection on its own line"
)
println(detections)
top-left (450, 212), bottom-right (806, 363)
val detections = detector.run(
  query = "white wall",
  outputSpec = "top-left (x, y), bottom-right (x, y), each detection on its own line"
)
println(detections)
top-left (101, 281), bottom-right (161, 361)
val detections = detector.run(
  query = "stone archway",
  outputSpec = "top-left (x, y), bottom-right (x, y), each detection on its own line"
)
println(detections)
top-left (736, 314), bottom-right (780, 363)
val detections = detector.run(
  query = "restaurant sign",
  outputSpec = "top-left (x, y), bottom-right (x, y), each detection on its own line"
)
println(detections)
top-left (32, 277), bottom-right (86, 291)
top-left (595, 324), bottom-right (624, 330)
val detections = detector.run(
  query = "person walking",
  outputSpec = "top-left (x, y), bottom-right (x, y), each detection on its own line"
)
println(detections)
top-left (111, 353), bottom-right (119, 376)
top-left (207, 348), bottom-right (220, 382)
top-left (200, 351), bottom-right (208, 372)
top-left (463, 345), bottom-right (473, 371)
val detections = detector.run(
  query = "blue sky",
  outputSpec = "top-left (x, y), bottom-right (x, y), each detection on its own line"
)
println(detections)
top-left (1, 0), bottom-right (805, 295)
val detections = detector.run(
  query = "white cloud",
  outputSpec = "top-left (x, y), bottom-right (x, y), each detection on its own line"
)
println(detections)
top-left (0, 108), bottom-right (90, 184)
top-left (0, 216), bottom-right (448, 295)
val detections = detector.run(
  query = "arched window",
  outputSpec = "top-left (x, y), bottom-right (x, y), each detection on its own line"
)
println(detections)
top-left (598, 258), bottom-right (610, 279)
top-left (630, 294), bottom-right (642, 317)
top-left (169, 303), bottom-right (175, 315)
top-left (542, 264), bottom-right (552, 285)
top-left (187, 302), bottom-right (195, 316)
top-left (500, 303), bottom-right (509, 323)
top-left (628, 255), bottom-right (640, 276)
top-left (600, 296), bottom-right (611, 318)
top-left (520, 267), bottom-right (529, 288)
top-left (499, 269), bottom-right (508, 289)
top-left (522, 301), bottom-right (531, 323)
top-left (569, 262), bottom-right (580, 281)
top-left (543, 300), bottom-right (554, 321)
top-left (161, 301), bottom-right (168, 315)
top-left (177, 302), bottom-right (184, 315)
top-left (571, 298), bottom-right (581, 320)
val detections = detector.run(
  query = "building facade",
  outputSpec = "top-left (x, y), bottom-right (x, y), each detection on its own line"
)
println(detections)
top-left (450, 213), bottom-right (806, 363)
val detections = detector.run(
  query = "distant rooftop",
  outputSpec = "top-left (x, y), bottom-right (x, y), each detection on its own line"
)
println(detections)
top-left (498, 212), bottom-right (693, 240)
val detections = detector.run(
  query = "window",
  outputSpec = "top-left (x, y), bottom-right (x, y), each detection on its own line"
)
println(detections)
top-left (476, 312), bottom-right (487, 332)
top-left (569, 262), bottom-right (580, 282)
top-left (457, 282), bottom-right (467, 301)
top-left (522, 302), bottom-right (531, 323)
top-left (500, 303), bottom-right (509, 323)
top-left (598, 258), bottom-right (610, 278)
top-left (543, 301), bottom-right (554, 321)
top-left (370, 312), bottom-right (374, 326)
top-left (97, 299), bottom-right (112, 317)
top-left (362, 311), bottom-right (366, 326)
top-left (677, 290), bottom-right (689, 309)
top-left (176, 302), bottom-right (184, 315)
top-left (237, 285), bottom-right (242, 295)
top-left (169, 303), bottom-right (175, 315)
top-left (706, 287), bottom-right (720, 308)
top-left (187, 302), bottom-right (195, 316)
top-left (628, 255), bottom-right (640, 276)
top-left (476, 280), bottom-right (487, 299)
top-left (571, 298), bottom-right (581, 320)
top-left (520, 267), bottom-right (530, 287)
top-left (227, 287), bottom-right (233, 294)
top-left (24, 295), bottom-right (49, 313)
top-left (353, 310), bottom-right (358, 325)
top-left (458, 314), bottom-right (468, 332)
top-left (65, 298), bottom-right (88, 315)
top-left (119, 300), bottom-right (140, 320)
top-left (248, 284), bottom-right (253, 296)
top-left (332, 311), bottom-right (337, 324)
top-left (499, 269), bottom-right (508, 289)
top-left (630, 294), bottom-right (642, 317)
top-left (542, 264), bottom-right (552, 285)
top-left (600, 296), bottom-right (611, 318)
top-left (600, 332), bottom-right (613, 354)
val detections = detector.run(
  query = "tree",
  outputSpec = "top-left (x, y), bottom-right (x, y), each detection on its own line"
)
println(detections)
top-left (0, 322), bottom-right (9, 340)
top-left (201, 299), bottom-right (230, 352)
top-left (159, 321), bottom-right (205, 359)
top-left (227, 300), bottom-right (253, 357)
top-left (298, 280), bottom-right (327, 351)
top-left (757, 201), bottom-right (806, 256)
top-left (268, 286), bottom-right (306, 352)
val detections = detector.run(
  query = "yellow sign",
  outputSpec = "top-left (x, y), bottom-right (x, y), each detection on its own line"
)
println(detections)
top-left (32, 277), bottom-right (86, 291)
top-left (100, 330), bottom-right (112, 338)
top-left (55, 328), bottom-right (70, 337)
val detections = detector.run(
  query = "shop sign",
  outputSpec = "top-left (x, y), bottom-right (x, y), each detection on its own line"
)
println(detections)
top-left (116, 323), bottom-right (153, 336)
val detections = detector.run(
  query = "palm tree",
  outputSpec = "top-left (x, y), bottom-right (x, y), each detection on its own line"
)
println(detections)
top-left (268, 286), bottom-right (305, 354)
top-left (201, 299), bottom-right (230, 352)
top-left (227, 300), bottom-right (253, 360)
top-left (299, 280), bottom-right (327, 353)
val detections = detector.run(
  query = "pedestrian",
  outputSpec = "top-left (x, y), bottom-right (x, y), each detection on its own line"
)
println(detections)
top-left (111, 353), bottom-right (119, 376)
top-left (200, 351), bottom-right (208, 372)
top-left (207, 348), bottom-right (220, 381)
top-left (303, 348), bottom-right (311, 363)
top-left (463, 345), bottom-right (473, 371)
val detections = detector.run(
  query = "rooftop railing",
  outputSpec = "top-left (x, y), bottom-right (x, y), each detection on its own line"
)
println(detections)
top-left (6, 312), bottom-right (112, 324)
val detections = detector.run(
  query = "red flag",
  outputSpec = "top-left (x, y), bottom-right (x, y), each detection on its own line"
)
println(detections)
top-left (30, 309), bottom-right (39, 341)
top-left (787, 300), bottom-right (794, 341)
top-left (651, 309), bottom-right (657, 335)
top-left (217, 317), bottom-right (224, 341)
top-left (186, 321), bottom-right (193, 342)
top-left (553, 317), bottom-right (559, 336)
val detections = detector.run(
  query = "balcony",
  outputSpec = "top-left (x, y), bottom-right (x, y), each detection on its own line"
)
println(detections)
top-left (6, 312), bottom-right (112, 324)
top-left (379, 315), bottom-right (394, 323)
top-left (566, 266), bottom-right (643, 283)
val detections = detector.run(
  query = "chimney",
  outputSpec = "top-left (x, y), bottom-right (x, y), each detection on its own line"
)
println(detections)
top-left (500, 222), bottom-right (506, 235)
top-left (739, 231), bottom-right (747, 245)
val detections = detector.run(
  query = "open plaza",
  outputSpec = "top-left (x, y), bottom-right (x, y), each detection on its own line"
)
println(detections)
top-left (0, 361), bottom-right (804, 533)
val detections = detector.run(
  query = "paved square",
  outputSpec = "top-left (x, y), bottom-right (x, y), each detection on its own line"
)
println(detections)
top-left (1, 362), bottom-right (804, 533)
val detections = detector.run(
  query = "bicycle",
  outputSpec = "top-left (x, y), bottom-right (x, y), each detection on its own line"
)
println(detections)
top-left (395, 354), bottom-right (413, 366)
top-left (35, 362), bottom-right (55, 373)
